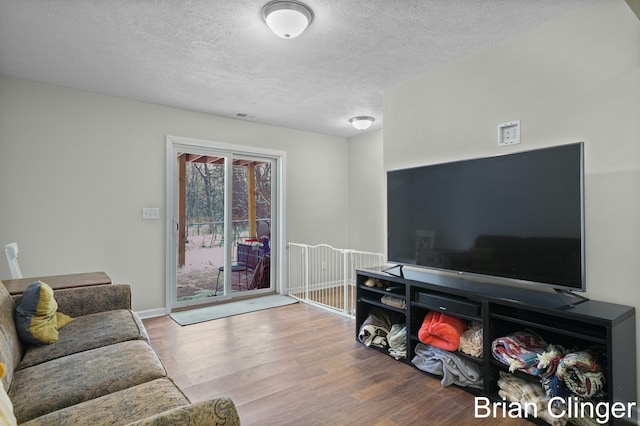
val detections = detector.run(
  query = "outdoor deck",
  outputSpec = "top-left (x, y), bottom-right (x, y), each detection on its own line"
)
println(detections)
top-left (177, 242), bottom-right (259, 301)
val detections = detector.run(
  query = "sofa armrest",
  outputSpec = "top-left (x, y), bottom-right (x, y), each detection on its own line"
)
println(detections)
top-left (49, 284), bottom-right (132, 317)
top-left (125, 398), bottom-right (240, 426)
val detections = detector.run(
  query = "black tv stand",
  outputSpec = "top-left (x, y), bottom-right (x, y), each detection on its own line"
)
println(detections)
top-left (355, 267), bottom-right (636, 425)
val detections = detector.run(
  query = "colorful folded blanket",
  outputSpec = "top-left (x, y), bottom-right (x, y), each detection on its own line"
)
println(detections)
top-left (555, 350), bottom-right (604, 398)
top-left (491, 329), bottom-right (547, 375)
top-left (543, 375), bottom-right (574, 400)
top-left (418, 311), bottom-right (467, 351)
top-left (536, 344), bottom-right (566, 378)
top-left (412, 343), bottom-right (483, 389)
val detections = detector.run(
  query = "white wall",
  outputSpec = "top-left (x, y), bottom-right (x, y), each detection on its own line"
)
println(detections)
top-left (0, 76), bottom-right (350, 311)
top-left (348, 129), bottom-right (385, 254)
top-left (384, 0), bottom-right (640, 402)
top-left (384, 0), bottom-right (639, 304)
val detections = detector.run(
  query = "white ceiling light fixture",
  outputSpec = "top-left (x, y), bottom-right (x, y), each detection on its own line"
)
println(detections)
top-left (261, 0), bottom-right (314, 39)
top-left (349, 116), bottom-right (375, 130)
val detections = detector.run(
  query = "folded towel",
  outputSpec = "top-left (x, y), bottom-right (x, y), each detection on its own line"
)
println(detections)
top-left (498, 371), bottom-right (547, 411)
top-left (412, 343), bottom-right (483, 389)
top-left (357, 307), bottom-right (400, 348)
top-left (459, 321), bottom-right (483, 358)
top-left (387, 323), bottom-right (407, 360)
top-left (418, 311), bottom-right (467, 351)
top-left (497, 372), bottom-right (568, 426)
top-left (381, 295), bottom-right (406, 309)
top-left (491, 329), bottom-right (547, 375)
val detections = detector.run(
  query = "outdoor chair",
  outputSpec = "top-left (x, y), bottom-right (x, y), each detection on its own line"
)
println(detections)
top-left (242, 244), bottom-right (260, 283)
top-left (215, 243), bottom-right (259, 294)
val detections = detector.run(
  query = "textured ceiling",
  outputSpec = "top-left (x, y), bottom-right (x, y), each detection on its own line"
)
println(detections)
top-left (0, 0), bottom-right (598, 138)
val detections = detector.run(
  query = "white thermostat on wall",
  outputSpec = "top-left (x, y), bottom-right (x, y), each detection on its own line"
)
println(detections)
top-left (498, 120), bottom-right (521, 146)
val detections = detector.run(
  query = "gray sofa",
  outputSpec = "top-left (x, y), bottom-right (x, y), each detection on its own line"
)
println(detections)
top-left (0, 280), bottom-right (240, 425)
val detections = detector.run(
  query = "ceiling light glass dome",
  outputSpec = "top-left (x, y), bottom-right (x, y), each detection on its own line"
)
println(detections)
top-left (261, 1), bottom-right (314, 39)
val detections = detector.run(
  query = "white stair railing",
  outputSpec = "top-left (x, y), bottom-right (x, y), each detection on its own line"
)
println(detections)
top-left (287, 243), bottom-right (384, 317)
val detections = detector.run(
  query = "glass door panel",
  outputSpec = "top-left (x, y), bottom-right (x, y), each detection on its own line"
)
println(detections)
top-left (230, 159), bottom-right (272, 292)
top-left (169, 148), bottom-right (275, 311)
top-left (176, 154), bottom-right (227, 304)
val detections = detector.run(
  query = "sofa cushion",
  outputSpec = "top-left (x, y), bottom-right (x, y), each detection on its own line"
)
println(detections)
top-left (49, 284), bottom-right (132, 317)
top-left (18, 309), bottom-right (149, 370)
top-left (20, 378), bottom-right (189, 426)
top-left (126, 398), bottom-right (241, 426)
top-left (8, 340), bottom-right (167, 423)
top-left (0, 282), bottom-right (22, 390)
top-left (15, 282), bottom-right (73, 346)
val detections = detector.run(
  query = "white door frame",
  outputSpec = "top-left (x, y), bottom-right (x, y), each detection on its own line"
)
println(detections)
top-left (165, 135), bottom-right (287, 314)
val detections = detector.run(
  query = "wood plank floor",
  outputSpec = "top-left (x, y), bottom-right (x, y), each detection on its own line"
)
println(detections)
top-left (143, 302), bottom-right (531, 426)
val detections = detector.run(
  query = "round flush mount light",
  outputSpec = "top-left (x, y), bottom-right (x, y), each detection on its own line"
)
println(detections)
top-left (349, 116), bottom-right (375, 130)
top-left (261, 0), bottom-right (314, 39)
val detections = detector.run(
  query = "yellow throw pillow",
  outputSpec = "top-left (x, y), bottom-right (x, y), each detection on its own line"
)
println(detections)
top-left (15, 282), bottom-right (73, 345)
top-left (0, 363), bottom-right (17, 426)
top-left (56, 311), bottom-right (73, 329)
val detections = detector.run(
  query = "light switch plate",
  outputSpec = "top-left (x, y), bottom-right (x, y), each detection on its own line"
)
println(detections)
top-left (142, 208), bottom-right (160, 220)
top-left (498, 120), bottom-right (521, 146)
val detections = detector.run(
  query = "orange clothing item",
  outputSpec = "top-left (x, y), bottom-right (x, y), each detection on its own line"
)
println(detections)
top-left (418, 311), bottom-right (467, 351)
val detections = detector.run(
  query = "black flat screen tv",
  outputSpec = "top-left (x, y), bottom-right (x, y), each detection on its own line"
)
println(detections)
top-left (387, 142), bottom-right (585, 292)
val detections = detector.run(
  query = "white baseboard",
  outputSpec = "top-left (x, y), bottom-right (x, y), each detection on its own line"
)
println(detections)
top-left (135, 307), bottom-right (167, 319)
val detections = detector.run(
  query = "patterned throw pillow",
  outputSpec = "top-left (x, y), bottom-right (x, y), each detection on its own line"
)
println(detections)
top-left (15, 282), bottom-right (73, 345)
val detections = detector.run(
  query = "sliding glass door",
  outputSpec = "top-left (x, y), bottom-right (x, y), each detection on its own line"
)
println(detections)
top-left (166, 136), bottom-right (283, 312)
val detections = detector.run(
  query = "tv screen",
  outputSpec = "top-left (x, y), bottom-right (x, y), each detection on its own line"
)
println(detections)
top-left (387, 143), bottom-right (585, 291)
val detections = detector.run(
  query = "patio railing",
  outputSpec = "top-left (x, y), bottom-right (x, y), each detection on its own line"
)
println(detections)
top-left (186, 218), bottom-right (270, 248)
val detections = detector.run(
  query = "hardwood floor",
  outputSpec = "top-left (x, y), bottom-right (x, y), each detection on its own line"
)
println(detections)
top-left (143, 302), bottom-right (531, 425)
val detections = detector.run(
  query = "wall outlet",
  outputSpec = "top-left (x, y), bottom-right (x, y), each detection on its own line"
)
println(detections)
top-left (498, 121), bottom-right (521, 146)
top-left (142, 207), bottom-right (160, 220)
